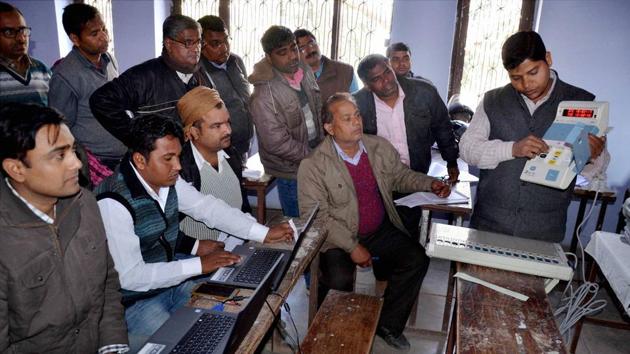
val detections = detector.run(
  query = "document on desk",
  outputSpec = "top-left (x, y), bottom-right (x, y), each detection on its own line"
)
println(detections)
top-left (217, 232), bottom-right (245, 252)
top-left (394, 189), bottom-right (468, 208)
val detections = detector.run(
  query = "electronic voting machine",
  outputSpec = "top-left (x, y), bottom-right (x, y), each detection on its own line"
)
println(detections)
top-left (520, 101), bottom-right (608, 189)
top-left (426, 223), bottom-right (573, 281)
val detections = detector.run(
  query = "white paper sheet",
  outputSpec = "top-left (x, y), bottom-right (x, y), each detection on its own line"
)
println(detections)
top-left (454, 272), bottom-right (529, 301)
top-left (394, 189), bottom-right (469, 208)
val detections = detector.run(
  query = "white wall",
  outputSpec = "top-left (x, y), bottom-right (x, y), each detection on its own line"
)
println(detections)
top-left (11, 0), bottom-right (61, 66)
top-left (390, 0), bottom-right (458, 101)
top-left (537, 0), bottom-right (630, 238)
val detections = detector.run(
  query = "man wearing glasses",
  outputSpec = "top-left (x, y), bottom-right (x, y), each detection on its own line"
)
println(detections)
top-left (197, 15), bottom-right (252, 161)
top-left (90, 15), bottom-right (212, 147)
top-left (294, 29), bottom-right (359, 103)
top-left (0, 2), bottom-right (51, 106)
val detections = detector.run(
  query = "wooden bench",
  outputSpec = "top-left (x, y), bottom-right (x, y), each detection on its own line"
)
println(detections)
top-left (301, 290), bottom-right (383, 354)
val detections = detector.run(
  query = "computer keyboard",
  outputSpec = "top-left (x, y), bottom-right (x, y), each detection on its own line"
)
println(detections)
top-left (233, 249), bottom-right (283, 285)
top-left (172, 313), bottom-right (236, 353)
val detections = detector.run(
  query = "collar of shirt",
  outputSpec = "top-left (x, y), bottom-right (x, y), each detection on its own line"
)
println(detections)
top-left (209, 60), bottom-right (228, 70)
top-left (191, 142), bottom-right (229, 173)
top-left (129, 161), bottom-right (170, 211)
top-left (4, 178), bottom-right (55, 224)
top-left (372, 82), bottom-right (405, 110)
top-left (285, 66), bottom-right (304, 90)
top-left (72, 46), bottom-right (110, 70)
top-left (314, 59), bottom-right (324, 79)
top-left (521, 70), bottom-right (557, 114)
top-left (332, 139), bottom-right (366, 166)
top-left (0, 54), bottom-right (32, 74)
top-left (176, 71), bottom-right (193, 84)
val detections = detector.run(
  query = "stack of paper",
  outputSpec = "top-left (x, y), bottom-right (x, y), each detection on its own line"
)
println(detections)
top-left (243, 153), bottom-right (264, 180)
top-left (394, 190), bottom-right (469, 208)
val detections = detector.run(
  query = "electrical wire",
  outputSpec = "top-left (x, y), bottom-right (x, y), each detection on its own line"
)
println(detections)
top-left (555, 190), bottom-right (608, 341)
top-left (267, 293), bottom-right (303, 354)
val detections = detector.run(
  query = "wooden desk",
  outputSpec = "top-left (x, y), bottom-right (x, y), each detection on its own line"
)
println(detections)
top-left (189, 218), bottom-right (327, 353)
top-left (242, 174), bottom-right (276, 224)
top-left (446, 263), bottom-right (566, 354)
top-left (570, 188), bottom-right (616, 253)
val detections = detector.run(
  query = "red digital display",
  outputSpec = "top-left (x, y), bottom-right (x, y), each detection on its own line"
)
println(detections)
top-left (562, 108), bottom-right (595, 118)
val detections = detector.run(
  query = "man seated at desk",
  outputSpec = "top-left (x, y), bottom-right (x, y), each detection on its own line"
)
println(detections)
top-left (460, 31), bottom-right (606, 241)
top-left (176, 86), bottom-right (254, 241)
top-left (95, 115), bottom-right (293, 350)
top-left (297, 93), bottom-right (450, 350)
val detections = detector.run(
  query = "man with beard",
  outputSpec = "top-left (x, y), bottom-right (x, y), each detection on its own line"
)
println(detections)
top-left (249, 25), bottom-right (323, 217)
top-left (49, 3), bottom-right (126, 170)
top-left (90, 14), bottom-right (212, 147)
top-left (293, 29), bottom-right (358, 103)
top-left (197, 15), bottom-right (253, 161)
top-left (0, 2), bottom-right (51, 106)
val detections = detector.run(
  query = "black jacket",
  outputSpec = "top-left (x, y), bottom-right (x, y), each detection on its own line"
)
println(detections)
top-left (89, 56), bottom-right (211, 146)
top-left (353, 75), bottom-right (459, 173)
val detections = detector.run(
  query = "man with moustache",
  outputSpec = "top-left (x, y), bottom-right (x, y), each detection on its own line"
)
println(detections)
top-left (353, 54), bottom-right (459, 240)
top-left (298, 93), bottom-right (450, 350)
top-left (386, 42), bottom-right (432, 85)
top-left (95, 115), bottom-right (293, 350)
top-left (249, 25), bottom-right (323, 217)
top-left (177, 86), bottom-right (255, 241)
top-left (90, 14), bottom-right (212, 147)
top-left (0, 2), bottom-right (51, 106)
top-left (293, 29), bottom-right (358, 103)
top-left (197, 15), bottom-right (253, 160)
top-left (49, 3), bottom-right (126, 170)
top-left (0, 103), bottom-right (128, 353)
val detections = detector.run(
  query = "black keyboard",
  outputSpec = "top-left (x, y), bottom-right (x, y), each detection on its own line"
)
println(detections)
top-left (233, 249), bottom-right (282, 285)
top-left (172, 313), bottom-right (236, 353)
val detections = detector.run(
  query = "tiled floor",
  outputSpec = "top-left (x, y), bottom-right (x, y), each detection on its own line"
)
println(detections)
top-left (260, 209), bottom-right (630, 353)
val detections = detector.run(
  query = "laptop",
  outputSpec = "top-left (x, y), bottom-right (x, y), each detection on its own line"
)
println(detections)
top-left (138, 256), bottom-right (282, 354)
top-left (208, 203), bottom-right (319, 291)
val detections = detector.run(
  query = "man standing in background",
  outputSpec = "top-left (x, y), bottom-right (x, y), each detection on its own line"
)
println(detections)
top-left (0, 1), bottom-right (51, 106)
top-left (49, 3), bottom-right (126, 170)
top-left (197, 15), bottom-right (253, 161)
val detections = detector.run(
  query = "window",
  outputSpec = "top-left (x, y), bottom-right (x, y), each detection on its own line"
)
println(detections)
top-left (448, 0), bottom-right (535, 108)
top-left (178, 0), bottom-right (393, 75)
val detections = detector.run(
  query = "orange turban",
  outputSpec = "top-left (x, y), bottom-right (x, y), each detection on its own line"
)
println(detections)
top-left (177, 86), bottom-right (224, 140)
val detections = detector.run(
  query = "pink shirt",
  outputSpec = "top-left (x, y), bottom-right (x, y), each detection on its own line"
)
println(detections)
top-left (373, 85), bottom-right (410, 165)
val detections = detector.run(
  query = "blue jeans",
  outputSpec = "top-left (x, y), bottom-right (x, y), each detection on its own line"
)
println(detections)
top-left (125, 280), bottom-right (197, 352)
top-left (277, 178), bottom-right (299, 217)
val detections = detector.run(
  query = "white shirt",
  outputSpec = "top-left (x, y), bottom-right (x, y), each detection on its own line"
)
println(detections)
top-left (373, 84), bottom-right (410, 165)
top-left (191, 143), bottom-right (229, 174)
top-left (460, 71), bottom-right (558, 169)
top-left (97, 162), bottom-right (268, 292)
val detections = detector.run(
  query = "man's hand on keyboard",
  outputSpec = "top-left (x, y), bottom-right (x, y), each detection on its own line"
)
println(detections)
top-left (264, 222), bottom-right (294, 243)
top-left (201, 251), bottom-right (242, 273)
top-left (196, 240), bottom-right (226, 256)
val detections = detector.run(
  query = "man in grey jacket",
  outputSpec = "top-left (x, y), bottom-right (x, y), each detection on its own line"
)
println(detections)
top-left (298, 93), bottom-right (450, 350)
top-left (0, 103), bottom-right (128, 353)
top-left (49, 3), bottom-right (126, 170)
top-left (249, 25), bottom-right (323, 217)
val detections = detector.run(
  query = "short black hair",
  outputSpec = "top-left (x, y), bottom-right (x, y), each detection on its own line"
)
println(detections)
top-left (357, 54), bottom-right (389, 82)
top-left (62, 3), bottom-right (100, 37)
top-left (386, 42), bottom-right (411, 58)
top-left (293, 28), bottom-right (315, 41)
top-left (0, 103), bottom-right (64, 176)
top-left (502, 31), bottom-right (547, 70)
top-left (322, 92), bottom-right (357, 126)
top-left (198, 15), bottom-right (226, 33)
top-left (261, 25), bottom-right (295, 54)
top-left (0, 1), bottom-right (22, 15)
top-left (128, 116), bottom-right (184, 161)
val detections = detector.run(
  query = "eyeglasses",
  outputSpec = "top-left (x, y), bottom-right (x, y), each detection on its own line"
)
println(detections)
top-left (0, 26), bottom-right (31, 39)
top-left (169, 37), bottom-right (202, 49)
top-left (298, 40), bottom-right (317, 52)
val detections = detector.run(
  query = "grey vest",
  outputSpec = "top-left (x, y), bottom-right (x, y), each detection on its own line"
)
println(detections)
top-left (471, 76), bottom-right (594, 241)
